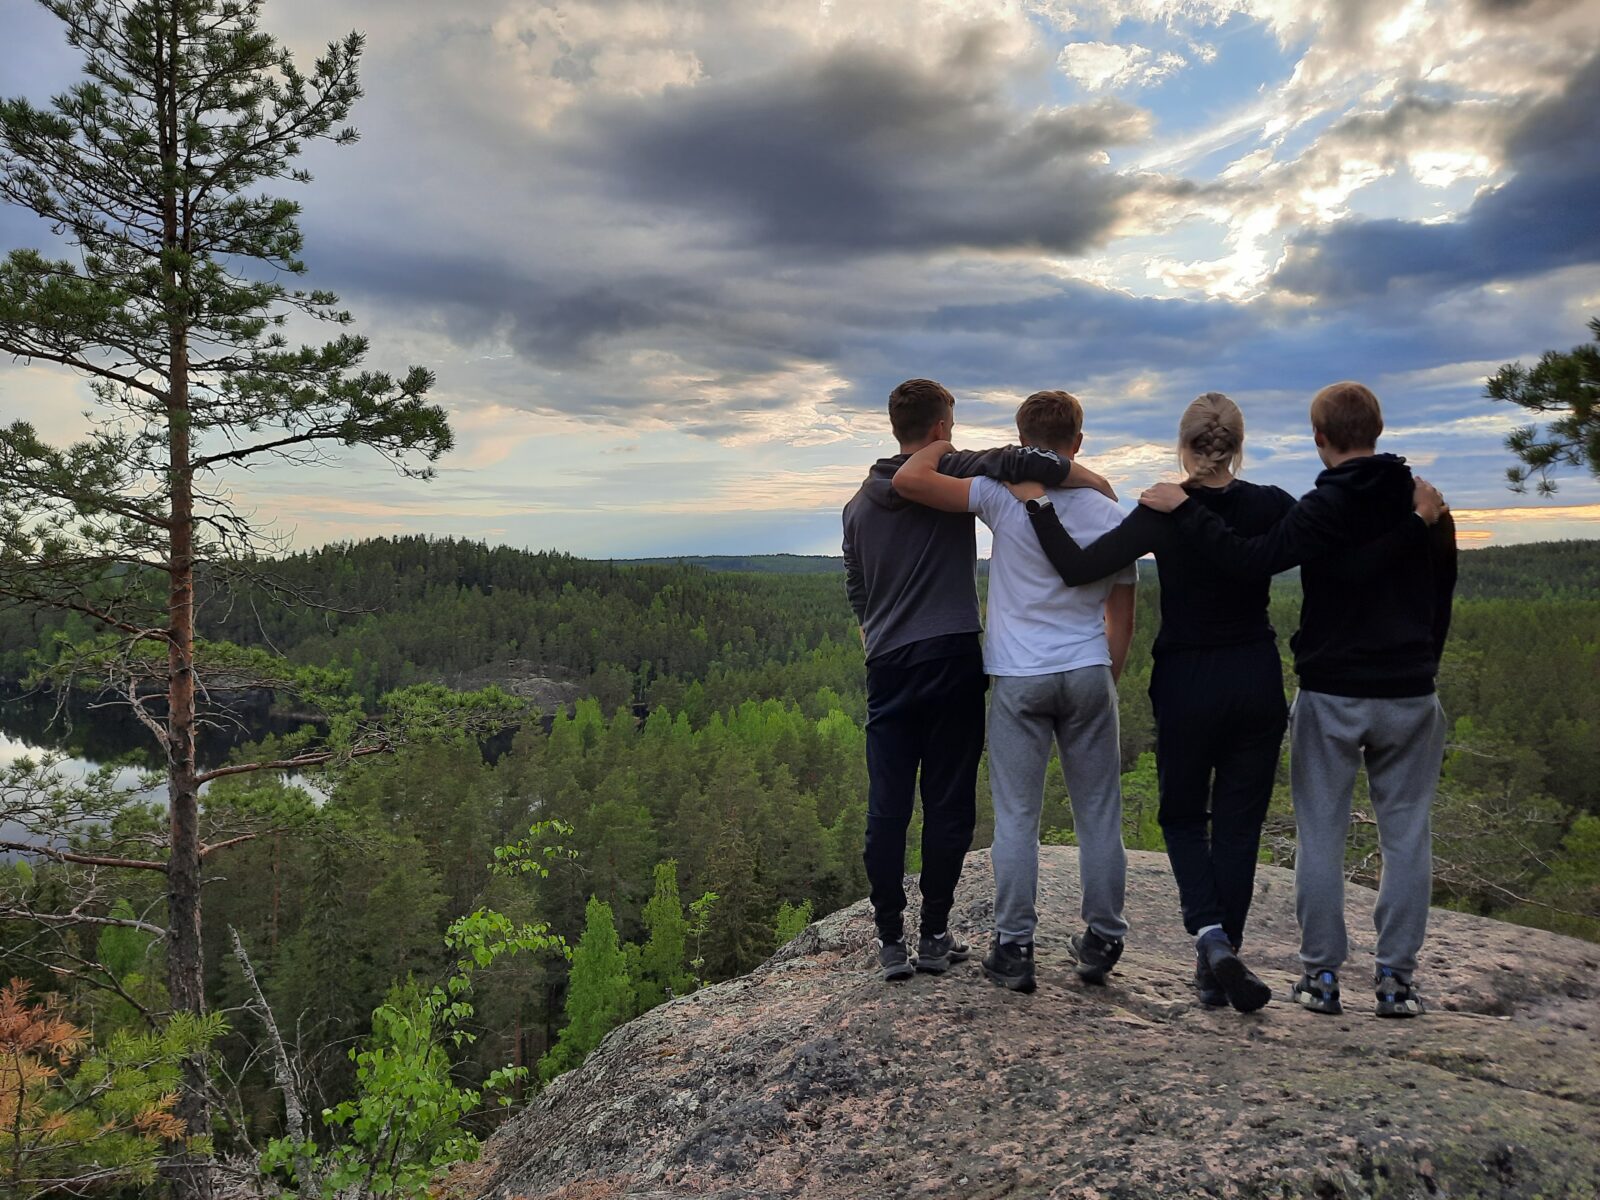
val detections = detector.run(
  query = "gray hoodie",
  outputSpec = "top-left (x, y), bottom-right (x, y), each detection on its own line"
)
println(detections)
top-left (842, 446), bottom-right (1068, 662)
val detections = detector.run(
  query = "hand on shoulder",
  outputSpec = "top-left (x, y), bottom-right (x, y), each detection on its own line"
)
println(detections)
top-left (1413, 477), bottom-right (1447, 525)
top-left (1139, 482), bottom-right (1188, 513)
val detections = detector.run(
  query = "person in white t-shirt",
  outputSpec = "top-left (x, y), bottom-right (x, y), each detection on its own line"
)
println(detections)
top-left (893, 390), bottom-right (1136, 995)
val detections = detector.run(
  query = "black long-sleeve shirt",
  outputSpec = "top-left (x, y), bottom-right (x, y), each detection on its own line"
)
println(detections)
top-left (1169, 454), bottom-right (1454, 696)
top-left (842, 445), bottom-right (1068, 664)
top-left (1025, 455), bottom-right (1454, 694)
top-left (1027, 480), bottom-right (1295, 654)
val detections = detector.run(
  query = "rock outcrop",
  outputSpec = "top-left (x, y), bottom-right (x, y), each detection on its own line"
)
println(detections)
top-left (454, 848), bottom-right (1599, 1199)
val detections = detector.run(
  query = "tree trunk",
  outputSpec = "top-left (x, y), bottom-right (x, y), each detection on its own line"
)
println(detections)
top-left (158, 3), bottom-right (212, 1195)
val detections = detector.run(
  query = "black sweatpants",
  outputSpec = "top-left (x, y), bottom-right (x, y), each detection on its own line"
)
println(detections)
top-left (1149, 638), bottom-right (1288, 949)
top-left (864, 649), bottom-right (987, 941)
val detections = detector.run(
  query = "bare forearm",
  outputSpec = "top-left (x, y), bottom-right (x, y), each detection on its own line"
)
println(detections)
top-left (1105, 587), bottom-right (1135, 682)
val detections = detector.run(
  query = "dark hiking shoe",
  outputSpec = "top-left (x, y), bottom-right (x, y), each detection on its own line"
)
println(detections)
top-left (1198, 929), bottom-right (1272, 1014)
top-left (1375, 967), bottom-right (1425, 1018)
top-left (981, 938), bottom-right (1036, 993)
top-left (1292, 969), bottom-right (1343, 1015)
top-left (876, 938), bottom-right (915, 983)
top-left (916, 931), bottom-right (971, 974)
top-left (1194, 955), bottom-right (1227, 1008)
top-left (1068, 928), bottom-right (1124, 984)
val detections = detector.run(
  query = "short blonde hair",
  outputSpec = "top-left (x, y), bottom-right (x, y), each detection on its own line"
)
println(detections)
top-left (1310, 381), bottom-right (1383, 452)
top-left (1016, 390), bottom-right (1083, 450)
top-left (1178, 392), bottom-right (1245, 482)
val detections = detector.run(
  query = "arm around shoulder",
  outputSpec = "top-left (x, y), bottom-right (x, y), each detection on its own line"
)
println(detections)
top-left (892, 441), bottom-right (975, 513)
top-left (1030, 503), bottom-right (1162, 586)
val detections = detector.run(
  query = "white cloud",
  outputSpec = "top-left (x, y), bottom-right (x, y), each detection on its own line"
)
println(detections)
top-left (1058, 41), bottom-right (1188, 91)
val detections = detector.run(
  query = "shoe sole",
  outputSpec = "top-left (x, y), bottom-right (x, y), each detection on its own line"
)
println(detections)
top-left (1211, 956), bottom-right (1272, 1014)
top-left (1292, 988), bottom-right (1342, 1015)
top-left (881, 962), bottom-right (915, 983)
top-left (981, 963), bottom-right (1036, 994)
top-left (1376, 1000), bottom-right (1424, 1017)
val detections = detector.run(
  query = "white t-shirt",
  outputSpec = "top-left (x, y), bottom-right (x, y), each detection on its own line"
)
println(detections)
top-left (968, 476), bottom-right (1137, 677)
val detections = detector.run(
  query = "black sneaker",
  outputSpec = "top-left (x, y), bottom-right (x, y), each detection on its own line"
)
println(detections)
top-left (1197, 929), bottom-right (1272, 1014)
top-left (981, 937), bottom-right (1036, 993)
top-left (916, 931), bottom-right (971, 974)
top-left (876, 937), bottom-right (915, 983)
top-left (1374, 967), bottom-right (1425, 1018)
top-left (1068, 928), bottom-right (1124, 985)
top-left (1292, 969), bottom-right (1342, 1015)
top-left (1194, 955), bottom-right (1227, 1007)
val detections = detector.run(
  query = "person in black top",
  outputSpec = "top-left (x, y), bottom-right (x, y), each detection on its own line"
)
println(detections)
top-left (1010, 393), bottom-right (1442, 1014)
top-left (841, 378), bottom-right (1113, 983)
top-left (1141, 382), bottom-right (1456, 1019)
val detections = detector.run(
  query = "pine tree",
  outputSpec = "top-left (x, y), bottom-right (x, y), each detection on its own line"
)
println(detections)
top-left (701, 825), bottom-right (770, 979)
top-left (1490, 316), bottom-right (1600, 494)
top-left (635, 861), bottom-right (692, 1010)
top-left (0, 4), bottom-right (453, 1191)
top-left (772, 899), bottom-right (813, 948)
top-left (538, 897), bottom-right (633, 1082)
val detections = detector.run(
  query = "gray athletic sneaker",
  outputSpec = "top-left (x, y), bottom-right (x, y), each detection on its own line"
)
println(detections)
top-left (1292, 969), bottom-right (1342, 1015)
top-left (915, 931), bottom-right (971, 974)
top-left (1375, 967), bottom-right (1424, 1018)
top-left (876, 937), bottom-right (915, 982)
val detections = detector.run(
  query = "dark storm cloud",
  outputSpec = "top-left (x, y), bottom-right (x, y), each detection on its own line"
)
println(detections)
top-left (1271, 53), bottom-right (1600, 301)
top-left (1471, 0), bottom-right (1584, 16)
top-left (571, 39), bottom-right (1147, 256)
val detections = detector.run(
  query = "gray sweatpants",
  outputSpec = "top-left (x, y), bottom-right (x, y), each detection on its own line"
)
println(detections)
top-left (988, 667), bottom-right (1127, 946)
top-left (1290, 689), bottom-right (1448, 979)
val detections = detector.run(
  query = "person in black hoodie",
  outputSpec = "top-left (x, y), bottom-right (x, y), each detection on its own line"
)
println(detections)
top-left (842, 378), bottom-right (1110, 983)
top-left (1140, 381), bottom-right (1457, 1019)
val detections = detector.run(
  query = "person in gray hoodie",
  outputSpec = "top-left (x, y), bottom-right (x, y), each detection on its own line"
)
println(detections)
top-left (842, 378), bottom-right (1110, 982)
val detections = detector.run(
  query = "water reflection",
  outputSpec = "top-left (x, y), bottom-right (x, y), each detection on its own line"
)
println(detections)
top-left (0, 687), bottom-right (330, 816)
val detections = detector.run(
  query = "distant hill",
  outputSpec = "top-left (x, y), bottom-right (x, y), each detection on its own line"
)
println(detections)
top-left (1451, 538), bottom-right (1600, 601)
top-left (623, 538), bottom-right (1600, 598)
top-left (619, 553), bottom-right (845, 574)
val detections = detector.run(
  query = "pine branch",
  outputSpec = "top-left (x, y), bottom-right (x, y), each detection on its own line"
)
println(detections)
top-left (0, 841), bottom-right (167, 872)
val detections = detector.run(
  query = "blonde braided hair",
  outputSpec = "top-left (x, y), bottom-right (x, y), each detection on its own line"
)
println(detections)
top-left (1177, 391), bottom-right (1245, 483)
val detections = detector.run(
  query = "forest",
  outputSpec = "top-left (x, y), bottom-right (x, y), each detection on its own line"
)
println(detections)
top-left (1, 0), bottom-right (1596, 1191)
top-left (3, 535), bottom-right (1597, 1196)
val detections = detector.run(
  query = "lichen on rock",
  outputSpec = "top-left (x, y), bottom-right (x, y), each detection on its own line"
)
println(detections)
top-left (452, 847), bottom-right (1600, 1199)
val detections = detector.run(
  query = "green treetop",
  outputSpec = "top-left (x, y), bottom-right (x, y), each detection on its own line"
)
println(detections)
top-left (539, 896), bottom-right (634, 1082)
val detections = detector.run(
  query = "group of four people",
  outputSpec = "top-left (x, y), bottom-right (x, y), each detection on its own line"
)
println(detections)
top-left (841, 378), bottom-right (1455, 1016)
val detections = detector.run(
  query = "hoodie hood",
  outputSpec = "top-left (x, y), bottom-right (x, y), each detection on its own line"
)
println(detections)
top-left (859, 455), bottom-right (916, 511)
top-left (1314, 452), bottom-right (1414, 509)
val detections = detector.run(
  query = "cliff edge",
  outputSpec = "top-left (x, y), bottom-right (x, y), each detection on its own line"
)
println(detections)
top-left (454, 847), bottom-right (1599, 1199)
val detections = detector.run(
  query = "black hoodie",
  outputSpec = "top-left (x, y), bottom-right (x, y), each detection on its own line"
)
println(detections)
top-left (1170, 453), bottom-right (1458, 697)
top-left (842, 445), bottom-right (1067, 663)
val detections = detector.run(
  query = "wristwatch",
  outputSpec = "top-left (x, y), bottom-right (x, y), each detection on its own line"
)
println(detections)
top-left (1024, 496), bottom-right (1054, 515)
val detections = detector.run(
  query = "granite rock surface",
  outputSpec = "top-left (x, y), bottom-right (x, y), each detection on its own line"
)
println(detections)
top-left (454, 847), bottom-right (1599, 1200)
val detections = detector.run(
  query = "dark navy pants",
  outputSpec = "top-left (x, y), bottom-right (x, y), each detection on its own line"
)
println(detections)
top-left (863, 650), bottom-right (986, 941)
top-left (1150, 638), bottom-right (1288, 949)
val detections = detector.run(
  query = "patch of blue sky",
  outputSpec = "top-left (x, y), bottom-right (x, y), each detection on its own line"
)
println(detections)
top-left (1358, 171), bottom-right (1491, 224)
top-left (1136, 15), bottom-right (1302, 139)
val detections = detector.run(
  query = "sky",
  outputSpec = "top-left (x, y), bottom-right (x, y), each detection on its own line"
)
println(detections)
top-left (2, 0), bottom-right (1599, 557)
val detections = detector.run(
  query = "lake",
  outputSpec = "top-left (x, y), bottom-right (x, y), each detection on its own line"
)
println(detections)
top-left (0, 688), bottom-right (328, 855)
